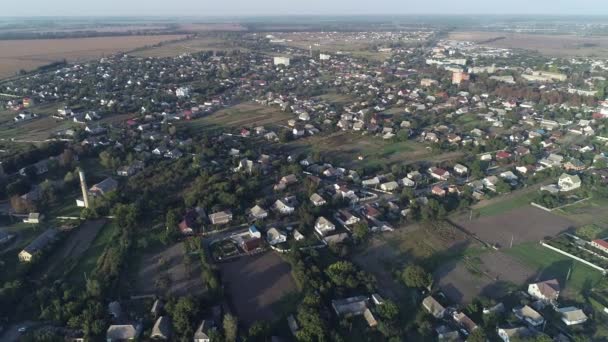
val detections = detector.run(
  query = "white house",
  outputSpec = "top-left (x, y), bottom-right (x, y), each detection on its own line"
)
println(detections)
top-left (273, 200), bottom-right (295, 215)
top-left (400, 177), bottom-right (415, 187)
top-left (513, 305), bottom-right (544, 327)
top-left (453, 163), bottom-right (468, 175)
top-left (267, 228), bottom-right (287, 245)
top-left (249, 205), bottom-right (268, 220)
top-left (274, 56), bottom-right (290, 66)
top-left (380, 181), bottom-right (399, 192)
top-left (310, 193), bottom-right (327, 206)
top-left (558, 307), bottom-right (588, 326)
top-left (315, 217), bottom-right (336, 237)
top-left (558, 173), bottom-right (581, 192)
top-left (528, 279), bottom-right (560, 303)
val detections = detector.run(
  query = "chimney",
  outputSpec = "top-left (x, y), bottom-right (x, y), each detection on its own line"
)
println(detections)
top-left (78, 169), bottom-right (90, 209)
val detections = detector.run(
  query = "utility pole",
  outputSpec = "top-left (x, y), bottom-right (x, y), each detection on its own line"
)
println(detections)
top-left (510, 234), bottom-right (514, 248)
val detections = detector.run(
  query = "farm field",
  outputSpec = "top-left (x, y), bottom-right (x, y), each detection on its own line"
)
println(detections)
top-left (287, 131), bottom-right (436, 169)
top-left (448, 31), bottom-right (608, 57)
top-left (0, 34), bottom-right (186, 79)
top-left (131, 36), bottom-right (249, 58)
top-left (453, 206), bottom-right (576, 248)
top-left (135, 242), bottom-right (204, 297)
top-left (182, 102), bottom-right (291, 134)
top-left (36, 219), bottom-right (106, 280)
top-left (280, 34), bottom-right (393, 61)
top-left (505, 242), bottom-right (605, 299)
top-left (219, 251), bottom-right (298, 327)
top-left (68, 221), bottom-right (117, 285)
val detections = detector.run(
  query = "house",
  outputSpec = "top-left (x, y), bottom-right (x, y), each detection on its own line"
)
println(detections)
top-left (315, 217), bottom-right (336, 236)
top-left (310, 193), bottom-right (327, 206)
top-left (90, 177), bottom-right (118, 196)
top-left (273, 199), bottom-right (295, 215)
top-left (528, 279), bottom-right (560, 303)
top-left (293, 230), bottom-right (305, 241)
top-left (267, 228), bottom-right (287, 245)
top-left (453, 312), bottom-right (478, 333)
top-left (400, 177), bottom-right (415, 187)
top-left (432, 185), bottom-right (446, 197)
top-left (436, 325), bottom-right (460, 341)
top-left (209, 211), bottom-right (232, 225)
top-left (361, 204), bottom-right (381, 219)
top-left (513, 305), bottom-right (544, 326)
top-left (106, 324), bottom-right (142, 341)
top-left (18, 229), bottom-right (58, 262)
top-left (558, 307), bottom-right (588, 325)
top-left (362, 177), bottom-right (381, 187)
top-left (248, 225), bottom-right (262, 239)
top-left (496, 150), bottom-right (512, 160)
top-left (117, 161), bottom-right (144, 177)
top-left (151, 316), bottom-right (171, 340)
top-left (178, 210), bottom-right (199, 235)
top-left (558, 173), bottom-right (581, 192)
top-left (380, 181), bottom-right (399, 192)
top-left (193, 320), bottom-right (214, 342)
top-left (332, 296), bottom-right (368, 316)
top-left (453, 163), bottom-right (468, 175)
top-left (591, 239), bottom-right (608, 254)
top-left (337, 209), bottom-right (360, 226)
top-left (323, 233), bottom-right (349, 245)
top-left (249, 205), bottom-right (268, 220)
top-left (429, 167), bottom-right (450, 181)
top-left (422, 296), bottom-right (446, 318)
top-left (241, 237), bottom-right (262, 253)
top-left (497, 326), bottom-right (533, 342)
top-left (564, 159), bottom-right (586, 172)
top-left (23, 212), bottom-right (44, 224)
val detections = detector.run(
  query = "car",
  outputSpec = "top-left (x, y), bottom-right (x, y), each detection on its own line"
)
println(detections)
top-left (18, 327), bottom-right (27, 333)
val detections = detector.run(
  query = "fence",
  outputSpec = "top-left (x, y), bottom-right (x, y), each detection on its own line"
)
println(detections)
top-left (540, 241), bottom-right (607, 275)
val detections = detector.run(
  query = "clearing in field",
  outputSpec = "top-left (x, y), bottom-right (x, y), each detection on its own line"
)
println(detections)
top-left (448, 31), bottom-right (608, 57)
top-left (131, 36), bottom-right (249, 58)
top-left (182, 102), bottom-right (291, 134)
top-left (219, 252), bottom-right (298, 327)
top-left (453, 206), bottom-right (576, 248)
top-left (0, 34), bottom-right (186, 79)
top-left (287, 131), bottom-right (438, 169)
top-left (555, 196), bottom-right (608, 227)
top-left (135, 242), bottom-right (204, 297)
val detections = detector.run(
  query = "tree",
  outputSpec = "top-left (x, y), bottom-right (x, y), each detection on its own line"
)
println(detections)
top-left (223, 313), bottom-right (238, 342)
top-left (401, 264), bottom-right (432, 289)
top-left (467, 328), bottom-right (487, 342)
top-left (353, 221), bottom-right (370, 241)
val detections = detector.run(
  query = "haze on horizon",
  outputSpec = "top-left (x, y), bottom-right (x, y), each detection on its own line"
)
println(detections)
top-left (2, 0), bottom-right (608, 18)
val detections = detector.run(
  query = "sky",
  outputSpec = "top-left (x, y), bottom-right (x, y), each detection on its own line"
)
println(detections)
top-left (3, 0), bottom-right (608, 17)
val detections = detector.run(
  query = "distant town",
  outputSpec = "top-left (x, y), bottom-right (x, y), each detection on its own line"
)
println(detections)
top-left (0, 15), bottom-right (608, 342)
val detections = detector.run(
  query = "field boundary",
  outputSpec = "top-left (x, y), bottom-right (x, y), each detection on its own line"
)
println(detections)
top-left (540, 241), bottom-right (607, 275)
top-left (532, 197), bottom-right (591, 213)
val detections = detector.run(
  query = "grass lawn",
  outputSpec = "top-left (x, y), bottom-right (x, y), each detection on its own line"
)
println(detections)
top-left (556, 196), bottom-right (608, 226)
top-left (505, 242), bottom-right (605, 299)
top-left (67, 221), bottom-right (117, 285)
top-left (474, 192), bottom-right (536, 217)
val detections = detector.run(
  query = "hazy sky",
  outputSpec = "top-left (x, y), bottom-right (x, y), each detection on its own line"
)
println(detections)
top-left (3, 0), bottom-right (608, 17)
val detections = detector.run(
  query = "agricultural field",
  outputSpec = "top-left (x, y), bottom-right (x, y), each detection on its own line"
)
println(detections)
top-left (135, 242), bottom-right (204, 297)
top-left (131, 35), bottom-right (249, 58)
top-left (449, 31), bottom-right (608, 57)
top-left (181, 102), bottom-right (291, 134)
top-left (453, 206), bottom-right (576, 248)
top-left (0, 34), bottom-right (187, 79)
top-left (279, 34), bottom-right (394, 61)
top-left (35, 219), bottom-right (106, 280)
top-left (68, 221), bottom-right (117, 285)
top-left (219, 252), bottom-right (298, 327)
top-left (287, 131), bottom-right (434, 169)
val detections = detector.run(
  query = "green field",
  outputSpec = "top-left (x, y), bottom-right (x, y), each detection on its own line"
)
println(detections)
top-left (180, 102), bottom-right (292, 135)
top-left (506, 242), bottom-right (605, 298)
top-left (474, 192), bottom-right (536, 217)
top-left (68, 221), bottom-right (116, 285)
top-left (288, 131), bottom-right (430, 169)
top-left (556, 196), bottom-right (608, 226)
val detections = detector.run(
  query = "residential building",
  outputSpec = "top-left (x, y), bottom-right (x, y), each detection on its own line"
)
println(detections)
top-left (497, 326), bottom-right (533, 342)
top-left (267, 228), bottom-right (287, 246)
top-left (106, 324), bottom-right (142, 341)
top-left (422, 296), bottom-right (446, 318)
top-left (315, 217), bottom-right (336, 237)
top-left (513, 305), bottom-right (544, 326)
top-left (249, 205), bottom-right (268, 220)
top-left (528, 279), bottom-right (560, 303)
top-left (558, 307), bottom-right (588, 326)
top-left (151, 316), bottom-right (171, 340)
top-left (18, 229), bottom-right (58, 262)
top-left (193, 320), bottom-right (213, 342)
top-left (558, 173), bottom-right (582, 192)
top-left (591, 239), bottom-right (608, 254)
top-left (310, 193), bottom-right (327, 206)
top-left (208, 211), bottom-right (232, 225)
